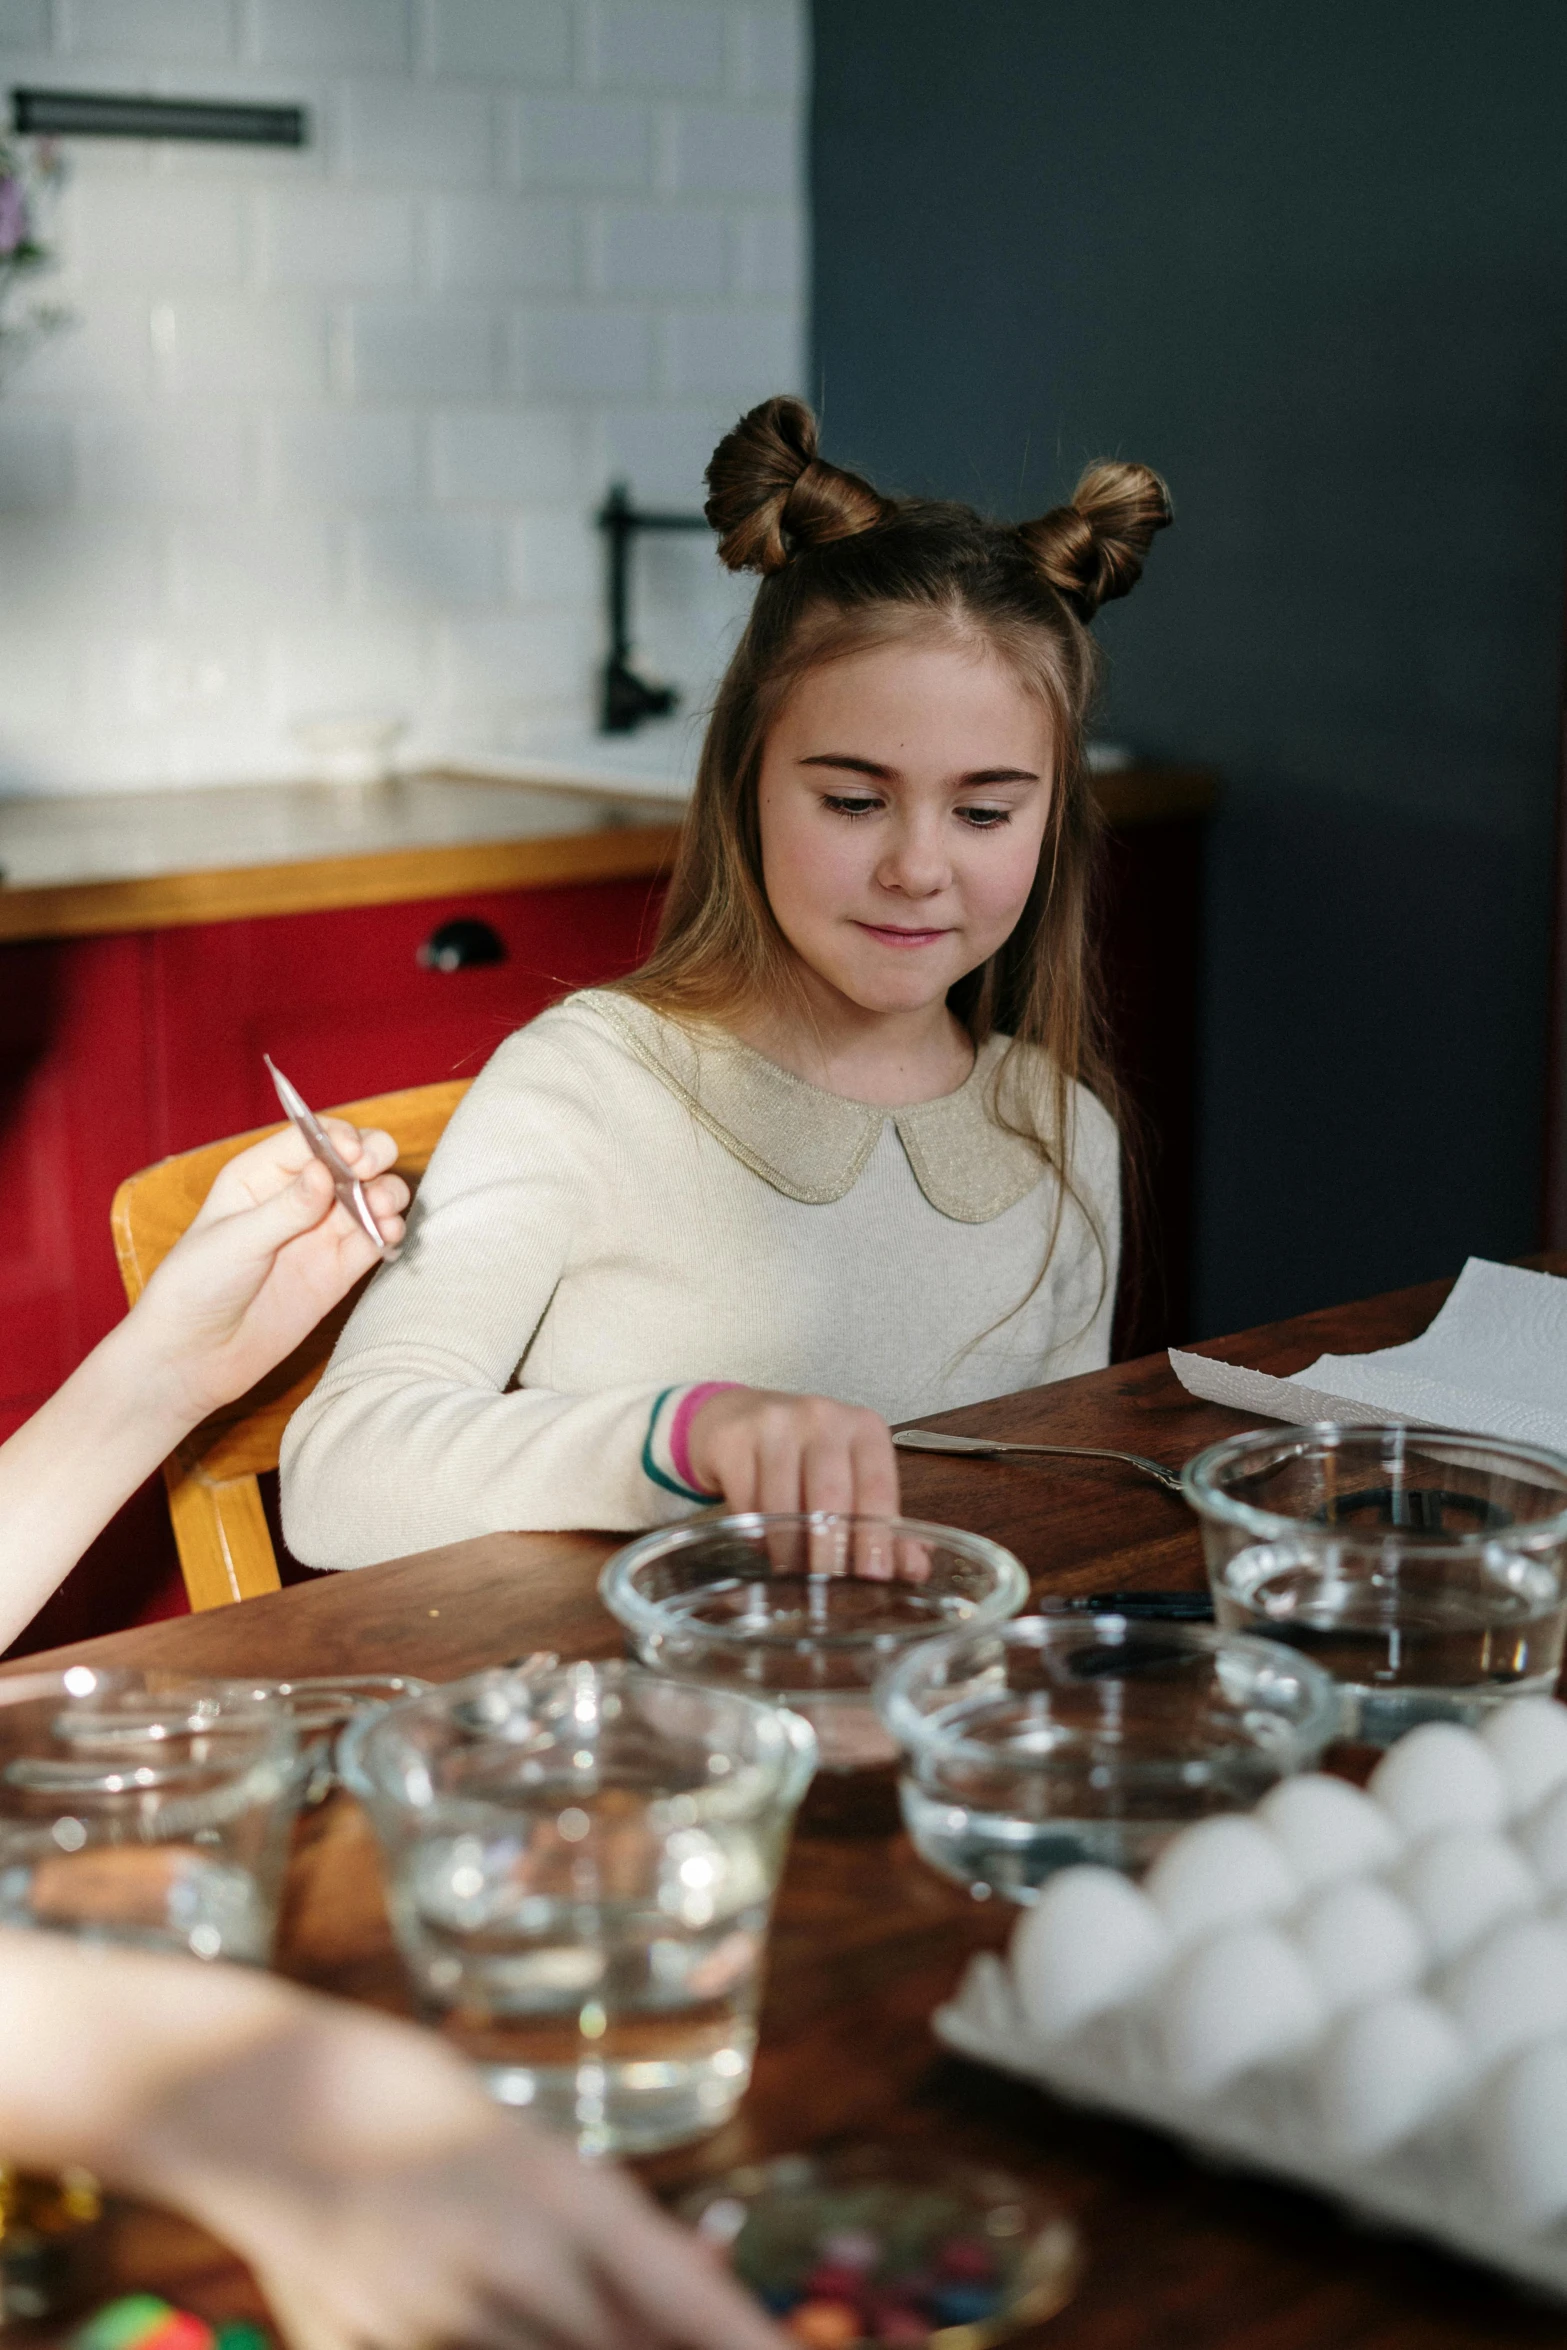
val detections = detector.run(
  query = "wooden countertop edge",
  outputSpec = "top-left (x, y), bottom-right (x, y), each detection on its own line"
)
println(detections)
top-left (0, 822), bottom-right (684, 943)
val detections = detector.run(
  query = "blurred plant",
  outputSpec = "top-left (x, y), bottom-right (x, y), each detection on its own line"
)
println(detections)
top-left (0, 135), bottom-right (72, 390)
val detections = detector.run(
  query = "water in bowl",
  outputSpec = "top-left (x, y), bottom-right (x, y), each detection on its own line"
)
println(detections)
top-left (0, 1844), bottom-right (271, 1960)
top-left (1214, 1541), bottom-right (1567, 1739)
top-left (395, 1808), bottom-right (771, 2155)
top-left (900, 1687), bottom-right (1288, 1900)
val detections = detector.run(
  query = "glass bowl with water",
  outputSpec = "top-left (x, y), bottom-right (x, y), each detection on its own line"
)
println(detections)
top-left (876, 1614), bottom-right (1338, 1900)
top-left (0, 1667), bottom-right (302, 1962)
top-left (339, 1659), bottom-right (817, 2155)
top-left (1183, 1424), bottom-right (1567, 1742)
top-left (599, 1514), bottom-right (1030, 1773)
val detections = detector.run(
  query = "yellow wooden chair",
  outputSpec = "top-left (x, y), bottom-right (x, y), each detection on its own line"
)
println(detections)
top-left (111, 1080), bottom-right (469, 1611)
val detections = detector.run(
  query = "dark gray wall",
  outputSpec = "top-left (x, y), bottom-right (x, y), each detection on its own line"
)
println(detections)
top-left (811, 0), bottom-right (1566, 1337)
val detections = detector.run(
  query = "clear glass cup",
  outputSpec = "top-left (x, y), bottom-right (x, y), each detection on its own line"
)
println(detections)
top-left (1183, 1424), bottom-right (1567, 1741)
top-left (339, 1660), bottom-right (818, 2156)
top-left (0, 1668), bottom-right (301, 1962)
top-left (599, 1513), bottom-right (1030, 1772)
top-left (876, 1614), bottom-right (1338, 1900)
top-left (222, 1673), bottom-right (430, 1804)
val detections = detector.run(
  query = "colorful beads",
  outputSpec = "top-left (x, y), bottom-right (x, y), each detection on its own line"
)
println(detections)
top-left (71, 2298), bottom-right (266, 2350)
top-left (744, 2224), bottom-right (1006, 2344)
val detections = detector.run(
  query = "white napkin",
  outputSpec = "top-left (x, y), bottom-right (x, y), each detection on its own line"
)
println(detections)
top-left (1170, 1258), bottom-right (1567, 1453)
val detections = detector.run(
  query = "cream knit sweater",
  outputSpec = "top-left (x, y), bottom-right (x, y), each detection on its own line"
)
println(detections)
top-left (280, 989), bottom-right (1120, 1568)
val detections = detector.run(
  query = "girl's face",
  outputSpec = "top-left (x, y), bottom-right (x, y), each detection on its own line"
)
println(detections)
top-left (755, 635), bottom-right (1054, 1023)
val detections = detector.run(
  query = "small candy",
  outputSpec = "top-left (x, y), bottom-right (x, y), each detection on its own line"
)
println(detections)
top-left (873, 2314), bottom-right (927, 2347)
top-left (934, 2236), bottom-right (994, 2282)
top-left (801, 2264), bottom-right (868, 2303)
top-left (820, 2230), bottom-right (879, 2273)
top-left (137, 2322), bottom-right (213, 2350)
top-left (75, 2302), bottom-right (179, 2350)
top-left (932, 2284), bottom-right (1002, 2325)
top-left (785, 2300), bottom-right (862, 2349)
top-left (74, 2305), bottom-right (216, 2350)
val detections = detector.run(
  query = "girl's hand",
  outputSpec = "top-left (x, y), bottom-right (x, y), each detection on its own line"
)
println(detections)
top-left (685, 1385), bottom-right (902, 1519)
top-left (130, 1121), bottom-right (409, 1427)
top-left (130, 1989), bottom-right (787, 2350)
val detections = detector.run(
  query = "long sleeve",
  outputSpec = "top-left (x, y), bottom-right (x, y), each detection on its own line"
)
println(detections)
top-left (280, 994), bottom-right (1126, 1573)
top-left (280, 1019), bottom-right (704, 1570)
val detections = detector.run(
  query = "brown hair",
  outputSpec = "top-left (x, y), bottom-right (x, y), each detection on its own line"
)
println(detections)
top-left (620, 395), bottom-right (1171, 1324)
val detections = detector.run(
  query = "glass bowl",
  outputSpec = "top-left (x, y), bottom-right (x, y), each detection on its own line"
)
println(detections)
top-left (1183, 1424), bottom-right (1567, 1741)
top-left (0, 1668), bottom-right (301, 1961)
top-left (222, 1673), bottom-right (430, 1804)
top-left (876, 1613), bottom-right (1339, 1899)
top-left (679, 2144), bottom-right (1079, 2348)
top-left (599, 1514), bottom-right (1029, 1773)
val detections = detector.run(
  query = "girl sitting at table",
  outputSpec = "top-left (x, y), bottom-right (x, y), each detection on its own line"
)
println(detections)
top-left (281, 395), bottom-right (1172, 1568)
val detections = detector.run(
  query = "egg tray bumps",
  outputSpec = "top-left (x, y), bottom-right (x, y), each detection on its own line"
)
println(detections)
top-left (934, 1700), bottom-right (1567, 2299)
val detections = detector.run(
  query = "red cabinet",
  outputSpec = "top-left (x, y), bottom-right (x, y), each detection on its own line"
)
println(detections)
top-left (0, 870), bottom-right (665, 1652)
top-left (147, 878), bottom-right (664, 1156)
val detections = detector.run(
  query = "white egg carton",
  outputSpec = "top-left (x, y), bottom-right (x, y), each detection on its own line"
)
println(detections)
top-left (932, 1703), bottom-right (1567, 2300)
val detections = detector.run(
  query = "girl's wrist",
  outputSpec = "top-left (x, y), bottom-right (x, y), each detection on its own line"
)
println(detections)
top-left (91, 1310), bottom-right (210, 1450)
top-left (671, 1383), bottom-right (743, 1493)
top-left (643, 1383), bottom-right (744, 1501)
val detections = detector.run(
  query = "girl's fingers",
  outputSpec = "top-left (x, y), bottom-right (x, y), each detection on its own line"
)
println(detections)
top-left (228, 1159), bottom-right (338, 1257)
top-left (585, 2208), bottom-right (787, 2350)
top-left (715, 1446), bottom-right (759, 1513)
top-left (316, 1118), bottom-right (399, 1175)
top-left (849, 1416), bottom-right (901, 1522)
top-left (360, 1173), bottom-right (411, 1228)
top-left (800, 1432), bottom-right (854, 1520)
top-left (755, 1424), bottom-right (803, 1520)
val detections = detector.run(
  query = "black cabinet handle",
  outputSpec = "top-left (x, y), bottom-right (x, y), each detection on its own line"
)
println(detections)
top-left (417, 917), bottom-right (507, 973)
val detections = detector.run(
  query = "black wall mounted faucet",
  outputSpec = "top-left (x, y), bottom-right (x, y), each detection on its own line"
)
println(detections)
top-left (596, 484), bottom-right (711, 733)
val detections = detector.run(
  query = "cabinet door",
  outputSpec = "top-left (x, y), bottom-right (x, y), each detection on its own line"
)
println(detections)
top-left (151, 875), bottom-right (665, 1153)
top-left (0, 933), bottom-right (158, 1426)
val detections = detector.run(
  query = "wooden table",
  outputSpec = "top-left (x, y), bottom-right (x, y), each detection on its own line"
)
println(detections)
top-left (20, 1267), bottom-right (1567, 2348)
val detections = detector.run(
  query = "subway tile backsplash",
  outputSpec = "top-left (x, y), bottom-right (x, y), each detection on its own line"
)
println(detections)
top-left (0, 0), bottom-right (804, 791)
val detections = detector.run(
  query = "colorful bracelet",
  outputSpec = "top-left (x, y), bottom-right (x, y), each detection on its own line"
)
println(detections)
top-left (641, 1382), bottom-right (743, 1502)
top-left (670, 1381), bottom-right (743, 1493)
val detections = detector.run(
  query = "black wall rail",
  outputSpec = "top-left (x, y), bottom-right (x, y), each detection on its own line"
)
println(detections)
top-left (10, 89), bottom-right (307, 144)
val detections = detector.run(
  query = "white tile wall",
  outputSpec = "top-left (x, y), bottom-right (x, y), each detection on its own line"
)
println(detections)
top-left (0, 0), bottom-right (806, 791)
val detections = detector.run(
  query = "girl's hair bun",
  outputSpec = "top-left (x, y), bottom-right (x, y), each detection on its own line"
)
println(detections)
top-left (705, 395), bottom-right (886, 574)
top-left (1017, 462), bottom-right (1172, 620)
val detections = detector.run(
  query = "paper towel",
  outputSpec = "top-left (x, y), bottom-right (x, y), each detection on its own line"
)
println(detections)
top-left (1170, 1258), bottom-right (1567, 1454)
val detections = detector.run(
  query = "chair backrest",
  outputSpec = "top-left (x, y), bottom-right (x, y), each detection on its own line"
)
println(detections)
top-left (111, 1079), bottom-right (470, 1612)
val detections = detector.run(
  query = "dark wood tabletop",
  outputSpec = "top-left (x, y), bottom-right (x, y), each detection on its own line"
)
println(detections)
top-left (22, 1263), bottom-right (1567, 2349)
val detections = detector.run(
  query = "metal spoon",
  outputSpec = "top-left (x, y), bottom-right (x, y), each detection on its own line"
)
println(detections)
top-left (893, 1425), bottom-right (1186, 1497)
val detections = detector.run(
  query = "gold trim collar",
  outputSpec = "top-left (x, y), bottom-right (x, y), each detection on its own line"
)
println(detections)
top-left (586, 991), bottom-right (1045, 1225)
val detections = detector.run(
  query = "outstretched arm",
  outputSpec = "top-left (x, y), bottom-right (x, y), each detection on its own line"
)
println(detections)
top-left (0, 1121), bottom-right (407, 1644)
top-left (0, 1930), bottom-right (784, 2350)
